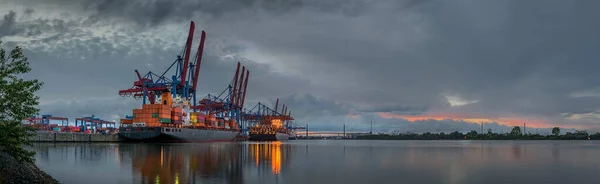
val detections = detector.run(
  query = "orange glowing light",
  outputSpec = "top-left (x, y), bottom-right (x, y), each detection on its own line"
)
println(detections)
top-left (254, 144), bottom-right (259, 167)
top-left (271, 119), bottom-right (283, 128)
top-left (250, 142), bottom-right (283, 174)
top-left (271, 143), bottom-right (281, 175)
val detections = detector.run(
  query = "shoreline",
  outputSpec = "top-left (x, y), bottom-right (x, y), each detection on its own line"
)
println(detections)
top-left (31, 132), bottom-right (123, 142)
top-left (0, 152), bottom-right (59, 184)
top-left (355, 133), bottom-right (596, 140)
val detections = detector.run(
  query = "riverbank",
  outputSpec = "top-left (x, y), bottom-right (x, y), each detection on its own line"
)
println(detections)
top-left (32, 132), bottom-right (123, 142)
top-left (0, 151), bottom-right (59, 184)
top-left (357, 131), bottom-right (598, 140)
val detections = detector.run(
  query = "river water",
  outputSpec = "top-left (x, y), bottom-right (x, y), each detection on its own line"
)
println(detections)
top-left (29, 140), bottom-right (600, 184)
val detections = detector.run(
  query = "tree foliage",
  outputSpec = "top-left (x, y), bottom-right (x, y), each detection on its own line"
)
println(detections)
top-left (510, 126), bottom-right (521, 136)
top-left (0, 40), bottom-right (44, 164)
top-left (552, 127), bottom-right (560, 136)
top-left (357, 126), bottom-right (597, 140)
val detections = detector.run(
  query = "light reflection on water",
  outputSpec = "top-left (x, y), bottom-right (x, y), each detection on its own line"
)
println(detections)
top-left (29, 140), bottom-right (600, 184)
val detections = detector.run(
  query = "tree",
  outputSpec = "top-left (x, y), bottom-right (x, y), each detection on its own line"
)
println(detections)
top-left (0, 40), bottom-right (44, 163)
top-left (510, 126), bottom-right (521, 136)
top-left (466, 130), bottom-right (478, 136)
top-left (552, 127), bottom-right (560, 136)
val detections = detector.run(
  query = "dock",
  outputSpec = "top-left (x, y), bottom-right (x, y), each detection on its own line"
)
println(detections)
top-left (31, 132), bottom-right (254, 142)
top-left (32, 132), bottom-right (123, 142)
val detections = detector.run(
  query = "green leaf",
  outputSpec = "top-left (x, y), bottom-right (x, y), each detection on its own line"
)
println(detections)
top-left (0, 40), bottom-right (44, 164)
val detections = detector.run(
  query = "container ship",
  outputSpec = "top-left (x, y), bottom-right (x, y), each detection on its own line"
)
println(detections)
top-left (248, 119), bottom-right (290, 141)
top-left (118, 92), bottom-right (240, 142)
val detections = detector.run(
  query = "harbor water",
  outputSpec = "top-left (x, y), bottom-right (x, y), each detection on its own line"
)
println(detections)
top-left (29, 140), bottom-right (600, 184)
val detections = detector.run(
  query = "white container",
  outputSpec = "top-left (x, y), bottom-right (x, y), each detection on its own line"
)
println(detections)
top-left (132, 122), bottom-right (146, 127)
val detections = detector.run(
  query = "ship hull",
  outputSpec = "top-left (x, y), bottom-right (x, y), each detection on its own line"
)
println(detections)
top-left (118, 127), bottom-right (239, 143)
top-left (248, 132), bottom-right (289, 141)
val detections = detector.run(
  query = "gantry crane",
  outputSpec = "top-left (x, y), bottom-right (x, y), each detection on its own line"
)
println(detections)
top-left (23, 114), bottom-right (69, 131)
top-left (191, 62), bottom-right (250, 129)
top-left (118, 21), bottom-right (207, 109)
top-left (241, 98), bottom-right (294, 133)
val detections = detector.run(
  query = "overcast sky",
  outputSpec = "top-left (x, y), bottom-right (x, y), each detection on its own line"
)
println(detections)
top-left (2, 0), bottom-right (600, 133)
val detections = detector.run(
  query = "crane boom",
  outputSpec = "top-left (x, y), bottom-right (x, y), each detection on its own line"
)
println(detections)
top-left (231, 62), bottom-right (241, 108)
top-left (241, 70), bottom-right (249, 109)
top-left (180, 21), bottom-right (195, 87)
top-left (191, 31), bottom-right (206, 91)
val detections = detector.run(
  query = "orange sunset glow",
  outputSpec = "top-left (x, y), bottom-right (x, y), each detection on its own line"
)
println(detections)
top-left (346, 111), bottom-right (360, 119)
top-left (377, 112), bottom-right (550, 128)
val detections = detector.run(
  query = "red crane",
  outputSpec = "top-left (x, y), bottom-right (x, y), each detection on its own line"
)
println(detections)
top-left (118, 21), bottom-right (207, 108)
top-left (191, 62), bottom-right (250, 125)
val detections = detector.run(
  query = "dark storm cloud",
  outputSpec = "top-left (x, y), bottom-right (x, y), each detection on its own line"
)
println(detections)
top-left (78, 0), bottom-right (423, 27)
top-left (361, 105), bottom-right (428, 115)
top-left (0, 11), bottom-right (17, 37)
top-left (272, 93), bottom-right (351, 117)
top-left (4, 0), bottom-right (350, 27)
top-left (3, 0), bottom-right (432, 29)
top-left (221, 0), bottom-right (600, 120)
top-left (3, 0), bottom-right (600, 130)
top-left (415, 0), bottom-right (600, 115)
top-left (23, 8), bottom-right (33, 15)
top-left (0, 10), bottom-right (87, 44)
top-left (37, 97), bottom-right (140, 123)
top-left (359, 95), bottom-right (450, 114)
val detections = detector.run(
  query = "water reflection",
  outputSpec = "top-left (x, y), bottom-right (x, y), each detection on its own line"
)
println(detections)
top-left (127, 143), bottom-right (246, 184)
top-left (29, 142), bottom-right (292, 184)
top-left (29, 140), bottom-right (600, 184)
top-left (248, 142), bottom-right (291, 175)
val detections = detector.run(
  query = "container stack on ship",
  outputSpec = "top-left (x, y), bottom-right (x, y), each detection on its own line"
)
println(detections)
top-left (118, 91), bottom-right (241, 142)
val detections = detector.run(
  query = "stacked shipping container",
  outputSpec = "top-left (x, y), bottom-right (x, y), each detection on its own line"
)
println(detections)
top-left (206, 115), bottom-right (217, 127)
top-left (118, 91), bottom-right (239, 130)
top-left (24, 123), bottom-right (84, 133)
top-left (120, 118), bottom-right (133, 125)
top-left (60, 126), bottom-right (82, 132)
top-left (119, 102), bottom-right (187, 128)
top-left (190, 112), bottom-right (204, 127)
top-left (172, 107), bottom-right (183, 124)
top-left (120, 108), bottom-right (240, 130)
top-left (129, 104), bottom-right (171, 127)
top-left (187, 112), bottom-right (239, 130)
top-left (229, 119), bottom-right (239, 130)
